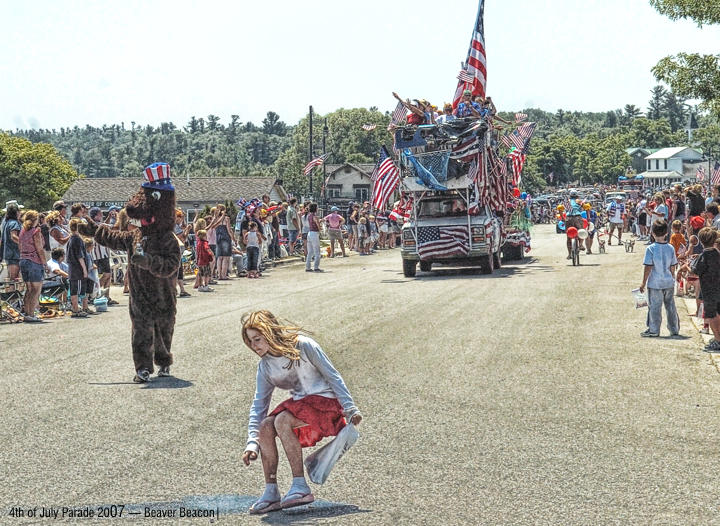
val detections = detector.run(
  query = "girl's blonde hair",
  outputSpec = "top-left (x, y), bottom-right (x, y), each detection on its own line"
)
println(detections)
top-left (22, 210), bottom-right (39, 230)
top-left (69, 217), bottom-right (83, 233)
top-left (195, 218), bottom-right (207, 230)
top-left (45, 210), bottom-right (62, 227)
top-left (197, 229), bottom-right (207, 239)
top-left (241, 310), bottom-right (306, 361)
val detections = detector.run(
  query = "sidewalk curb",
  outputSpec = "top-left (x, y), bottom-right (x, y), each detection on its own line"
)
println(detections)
top-left (681, 296), bottom-right (720, 372)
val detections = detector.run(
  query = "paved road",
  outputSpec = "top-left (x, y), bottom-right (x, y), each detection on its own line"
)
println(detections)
top-left (2, 225), bottom-right (720, 525)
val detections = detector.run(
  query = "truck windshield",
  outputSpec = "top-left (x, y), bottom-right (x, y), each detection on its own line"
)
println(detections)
top-left (418, 198), bottom-right (480, 218)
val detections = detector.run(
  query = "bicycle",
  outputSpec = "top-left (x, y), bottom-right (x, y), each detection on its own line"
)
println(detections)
top-left (570, 236), bottom-right (581, 266)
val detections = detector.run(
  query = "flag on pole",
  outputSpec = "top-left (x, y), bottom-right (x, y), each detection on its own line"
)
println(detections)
top-left (303, 153), bottom-right (330, 176)
top-left (362, 124), bottom-right (377, 131)
top-left (713, 162), bottom-right (720, 185)
top-left (457, 69), bottom-right (475, 83)
top-left (371, 146), bottom-right (400, 210)
top-left (390, 101), bottom-right (406, 125)
top-left (452, 0), bottom-right (487, 108)
top-left (515, 113), bottom-right (528, 122)
top-left (697, 164), bottom-right (705, 181)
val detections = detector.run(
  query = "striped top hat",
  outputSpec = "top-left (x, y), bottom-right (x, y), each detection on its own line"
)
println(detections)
top-left (142, 162), bottom-right (175, 191)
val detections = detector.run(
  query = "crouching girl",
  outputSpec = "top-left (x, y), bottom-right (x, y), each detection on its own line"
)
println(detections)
top-left (241, 310), bottom-right (362, 515)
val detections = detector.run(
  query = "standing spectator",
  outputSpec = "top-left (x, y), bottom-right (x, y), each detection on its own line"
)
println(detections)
top-left (66, 218), bottom-right (89, 317)
top-left (174, 209), bottom-right (191, 297)
top-left (195, 229), bottom-right (215, 292)
top-left (672, 188), bottom-right (686, 225)
top-left (47, 207), bottom-right (70, 251)
top-left (89, 207), bottom-right (118, 305)
top-left (606, 195), bottom-right (625, 246)
top-left (639, 219), bottom-right (679, 338)
top-left (83, 238), bottom-right (98, 314)
top-left (705, 185), bottom-right (720, 207)
top-left (692, 227), bottom-right (720, 351)
top-left (278, 202), bottom-right (288, 241)
top-left (18, 210), bottom-right (46, 322)
top-left (106, 206), bottom-right (120, 227)
top-left (322, 206), bottom-right (346, 257)
top-left (214, 204), bottom-right (234, 280)
top-left (206, 207), bottom-right (218, 280)
top-left (346, 202), bottom-right (358, 251)
top-left (70, 202), bottom-right (87, 222)
top-left (286, 198), bottom-right (300, 255)
top-left (647, 193), bottom-right (668, 244)
top-left (687, 184), bottom-right (706, 221)
top-left (244, 222), bottom-right (264, 279)
top-left (706, 203), bottom-right (720, 230)
top-left (235, 205), bottom-right (246, 244)
top-left (300, 204), bottom-right (310, 258)
top-left (357, 217), bottom-right (369, 255)
top-left (305, 203), bottom-right (322, 272)
top-left (368, 215), bottom-right (379, 252)
top-left (1, 201), bottom-right (22, 285)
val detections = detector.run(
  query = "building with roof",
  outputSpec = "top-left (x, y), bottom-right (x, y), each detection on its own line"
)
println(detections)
top-left (321, 163), bottom-right (377, 207)
top-left (63, 176), bottom-right (287, 219)
top-left (624, 147), bottom-right (651, 174)
top-left (636, 147), bottom-right (703, 188)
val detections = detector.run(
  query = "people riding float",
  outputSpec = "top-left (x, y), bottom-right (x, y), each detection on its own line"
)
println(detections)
top-left (241, 310), bottom-right (362, 515)
top-left (565, 192), bottom-right (584, 259)
top-left (392, 91), bottom-right (433, 125)
top-left (453, 89), bottom-right (483, 118)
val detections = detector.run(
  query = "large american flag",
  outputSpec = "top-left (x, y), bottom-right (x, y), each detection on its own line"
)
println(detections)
top-left (697, 164), bottom-right (705, 181)
top-left (303, 153), bottom-right (330, 176)
top-left (371, 146), bottom-right (400, 210)
top-left (713, 162), bottom-right (720, 185)
top-left (452, 0), bottom-right (487, 108)
top-left (417, 225), bottom-right (470, 259)
top-left (508, 149), bottom-right (527, 186)
top-left (390, 101), bottom-right (406, 125)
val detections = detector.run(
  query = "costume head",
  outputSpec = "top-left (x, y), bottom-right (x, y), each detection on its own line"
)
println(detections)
top-left (125, 162), bottom-right (177, 233)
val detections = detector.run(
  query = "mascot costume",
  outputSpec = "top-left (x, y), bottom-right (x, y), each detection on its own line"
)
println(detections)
top-left (85, 163), bottom-right (181, 383)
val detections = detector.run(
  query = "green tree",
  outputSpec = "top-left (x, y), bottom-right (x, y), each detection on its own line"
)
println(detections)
top-left (0, 133), bottom-right (80, 209)
top-left (647, 85), bottom-right (667, 119)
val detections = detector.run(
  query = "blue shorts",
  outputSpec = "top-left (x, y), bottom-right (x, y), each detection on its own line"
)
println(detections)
top-left (20, 259), bottom-right (44, 283)
top-left (288, 230), bottom-right (299, 243)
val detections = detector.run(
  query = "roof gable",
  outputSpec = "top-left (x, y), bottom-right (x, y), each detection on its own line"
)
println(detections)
top-left (645, 147), bottom-right (700, 159)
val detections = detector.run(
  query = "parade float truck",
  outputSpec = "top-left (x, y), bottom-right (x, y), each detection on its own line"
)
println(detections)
top-left (395, 118), bottom-right (507, 277)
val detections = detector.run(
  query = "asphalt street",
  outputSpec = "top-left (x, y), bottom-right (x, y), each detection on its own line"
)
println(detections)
top-left (2, 225), bottom-right (720, 525)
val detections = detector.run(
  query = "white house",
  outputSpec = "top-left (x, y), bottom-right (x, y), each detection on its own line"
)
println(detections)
top-left (322, 163), bottom-right (376, 206)
top-left (637, 147), bottom-right (703, 188)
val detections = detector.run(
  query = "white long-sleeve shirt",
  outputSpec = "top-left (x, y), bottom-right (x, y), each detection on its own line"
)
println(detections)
top-left (245, 336), bottom-right (358, 454)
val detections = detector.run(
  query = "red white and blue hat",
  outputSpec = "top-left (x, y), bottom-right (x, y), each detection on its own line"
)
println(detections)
top-left (142, 162), bottom-right (174, 191)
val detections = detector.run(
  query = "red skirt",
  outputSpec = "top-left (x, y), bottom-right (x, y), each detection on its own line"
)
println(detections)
top-left (269, 395), bottom-right (346, 448)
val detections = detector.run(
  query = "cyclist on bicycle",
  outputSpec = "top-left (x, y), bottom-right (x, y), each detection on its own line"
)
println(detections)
top-left (565, 191), bottom-right (584, 259)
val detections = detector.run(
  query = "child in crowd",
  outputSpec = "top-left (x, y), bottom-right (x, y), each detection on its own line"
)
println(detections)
top-left (368, 215), bottom-right (379, 252)
top-left (669, 220), bottom-right (686, 256)
top-left (240, 310), bottom-right (362, 515)
top-left (244, 221), bottom-right (264, 279)
top-left (66, 218), bottom-right (89, 318)
top-left (83, 238), bottom-right (98, 313)
top-left (691, 227), bottom-right (720, 351)
top-left (195, 229), bottom-right (215, 292)
top-left (639, 219), bottom-right (679, 337)
top-left (357, 217), bottom-right (368, 255)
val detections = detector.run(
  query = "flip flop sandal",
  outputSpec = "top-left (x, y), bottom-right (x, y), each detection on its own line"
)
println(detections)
top-left (280, 491), bottom-right (314, 509)
top-left (248, 498), bottom-right (281, 515)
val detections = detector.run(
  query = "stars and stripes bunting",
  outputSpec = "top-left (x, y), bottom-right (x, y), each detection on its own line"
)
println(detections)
top-left (713, 162), bottom-right (720, 185)
top-left (450, 136), bottom-right (482, 162)
top-left (417, 225), bottom-right (470, 260)
top-left (452, 0), bottom-right (487, 108)
top-left (390, 101), bottom-right (406, 125)
top-left (371, 146), bottom-right (400, 210)
top-left (697, 165), bottom-right (705, 181)
top-left (515, 113), bottom-right (528, 122)
top-left (303, 153), bottom-right (330, 176)
top-left (362, 124), bottom-right (377, 131)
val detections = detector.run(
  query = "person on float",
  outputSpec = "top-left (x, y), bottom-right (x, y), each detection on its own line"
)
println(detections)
top-left (241, 310), bottom-right (362, 515)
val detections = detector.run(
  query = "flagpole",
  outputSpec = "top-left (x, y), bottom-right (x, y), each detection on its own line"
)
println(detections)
top-left (309, 105), bottom-right (314, 199)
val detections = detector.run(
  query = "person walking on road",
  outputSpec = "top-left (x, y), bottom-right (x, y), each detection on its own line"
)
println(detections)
top-left (639, 219), bottom-right (679, 338)
top-left (241, 310), bottom-right (362, 515)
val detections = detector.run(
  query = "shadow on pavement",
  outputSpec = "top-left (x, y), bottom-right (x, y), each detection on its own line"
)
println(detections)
top-left (260, 503), bottom-right (371, 525)
top-left (141, 377), bottom-right (194, 389)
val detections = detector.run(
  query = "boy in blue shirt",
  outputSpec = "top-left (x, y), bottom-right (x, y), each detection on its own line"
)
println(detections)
top-left (639, 219), bottom-right (679, 337)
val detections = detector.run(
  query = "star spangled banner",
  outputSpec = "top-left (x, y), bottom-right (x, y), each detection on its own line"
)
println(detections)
top-left (390, 101), bottom-right (406, 125)
top-left (371, 146), bottom-right (400, 210)
top-left (697, 165), bottom-right (705, 181)
top-left (417, 225), bottom-right (470, 260)
top-left (452, 0), bottom-right (486, 108)
top-left (713, 162), bottom-right (720, 185)
top-left (303, 153), bottom-right (330, 176)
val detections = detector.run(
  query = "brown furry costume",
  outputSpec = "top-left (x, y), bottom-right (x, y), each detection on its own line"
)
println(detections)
top-left (84, 186), bottom-right (181, 376)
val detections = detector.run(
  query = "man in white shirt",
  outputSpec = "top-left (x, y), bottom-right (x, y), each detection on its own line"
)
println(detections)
top-left (606, 196), bottom-right (625, 245)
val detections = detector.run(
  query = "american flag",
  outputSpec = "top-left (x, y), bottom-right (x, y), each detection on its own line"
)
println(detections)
top-left (509, 131), bottom-right (526, 152)
top-left (390, 101), bottom-right (406, 125)
top-left (371, 146), bottom-right (400, 210)
top-left (362, 124), bottom-right (377, 131)
top-left (457, 69), bottom-right (475, 83)
top-left (697, 165), bottom-right (705, 181)
top-left (452, 0), bottom-right (487, 108)
top-left (303, 153), bottom-right (330, 176)
top-left (417, 225), bottom-right (470, 259)
top-left (517, 122), bottom-right (537, 141)
top-left (713, 162), bottom-right (720, 185)
top-left (508, 149), bottom-right (526, 186)
top-left (515, 113), bottom-right (528, 122)
top-left (500, 134), bottom-right (511, 148)
top-left (450, 136), bottom-right (482, 162)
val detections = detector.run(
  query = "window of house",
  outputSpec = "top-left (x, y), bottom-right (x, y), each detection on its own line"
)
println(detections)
top-left (647, 160), bottom-right (651, 170)
top-left (655, 160), bottom-right (659, 170)
top-left (326, 184), bottom-right (342, 198)
top-left (353, 185), bottom-right (370, 202)
top-left (664, 159), bottom-right (667, 170)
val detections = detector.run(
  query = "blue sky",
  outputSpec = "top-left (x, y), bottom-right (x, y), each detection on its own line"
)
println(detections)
top-left (2, 0), bottom-right (719, 130)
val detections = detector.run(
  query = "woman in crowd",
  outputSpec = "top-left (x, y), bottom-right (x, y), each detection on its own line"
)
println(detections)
top-left (1, 202), bottom-right (22, 285)
top-left (300, 204), bottom-right (310, 258)
top-left (192, 217), bottom-right (207, 289)
top-left (305, 203), bottom-right (322, 272)
top-left (213, 204), bottom-right (234, 280)
top-left (241, 310), bottom-right (362, 515)
top-left (18, 210), bottom-right (47, 323)
top-left (174, 209), bottom-right (191, 297)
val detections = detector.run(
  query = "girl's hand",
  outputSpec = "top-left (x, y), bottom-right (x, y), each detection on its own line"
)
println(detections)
top-left (242, 450), bottom-right (257, 465)
top-left (350, 413), bottom-right (362, 426)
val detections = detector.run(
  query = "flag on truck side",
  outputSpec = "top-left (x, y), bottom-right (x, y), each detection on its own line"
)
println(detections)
top-left (304, 153), bottom-right (330, 176)
top-left (452, 0), bottom-right (487, 108)
top-left (371, 146), bottom-right (400, 210)
top-left (417, 226), bottom-right (470, 260)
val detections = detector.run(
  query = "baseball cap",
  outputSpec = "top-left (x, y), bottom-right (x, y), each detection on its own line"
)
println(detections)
top-left (331, 206), bottom-right (339, 212)
top-left (89, 207), bottom-right (102, 218)
top-left (108, 206), bottom-right (121, 212)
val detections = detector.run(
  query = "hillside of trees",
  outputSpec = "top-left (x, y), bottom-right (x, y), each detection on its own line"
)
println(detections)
top-left (4, 85), bottom-right (720, 203)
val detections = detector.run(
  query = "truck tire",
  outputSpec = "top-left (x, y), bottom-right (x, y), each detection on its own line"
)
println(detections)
top-left (403, 259), bottom-right (417, 277)
top-left (419, 261), bottom-right (432, 272)
top-left (479, 254), bottom-right (494, 274)
top-left (502, 245), bottom-right (523, 261)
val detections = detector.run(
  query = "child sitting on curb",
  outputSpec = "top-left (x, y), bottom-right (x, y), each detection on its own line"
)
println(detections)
top-left (639, 219), bottom-right (679, 338)
top-left (691, 227), bottom-right (720, 352)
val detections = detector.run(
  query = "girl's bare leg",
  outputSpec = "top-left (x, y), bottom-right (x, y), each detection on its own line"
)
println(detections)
top-left (257, 416), bottom-right (279, 483)
top-left (274, 411), bottom-right (307, 477)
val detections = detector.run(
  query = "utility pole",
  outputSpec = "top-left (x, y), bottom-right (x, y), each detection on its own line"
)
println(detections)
top-left (708, 147), bottom-right (713, 196)
top-left (322, 118), bottom-right (328, 208)
top-left (308, 105), bottom-right (314, 199)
